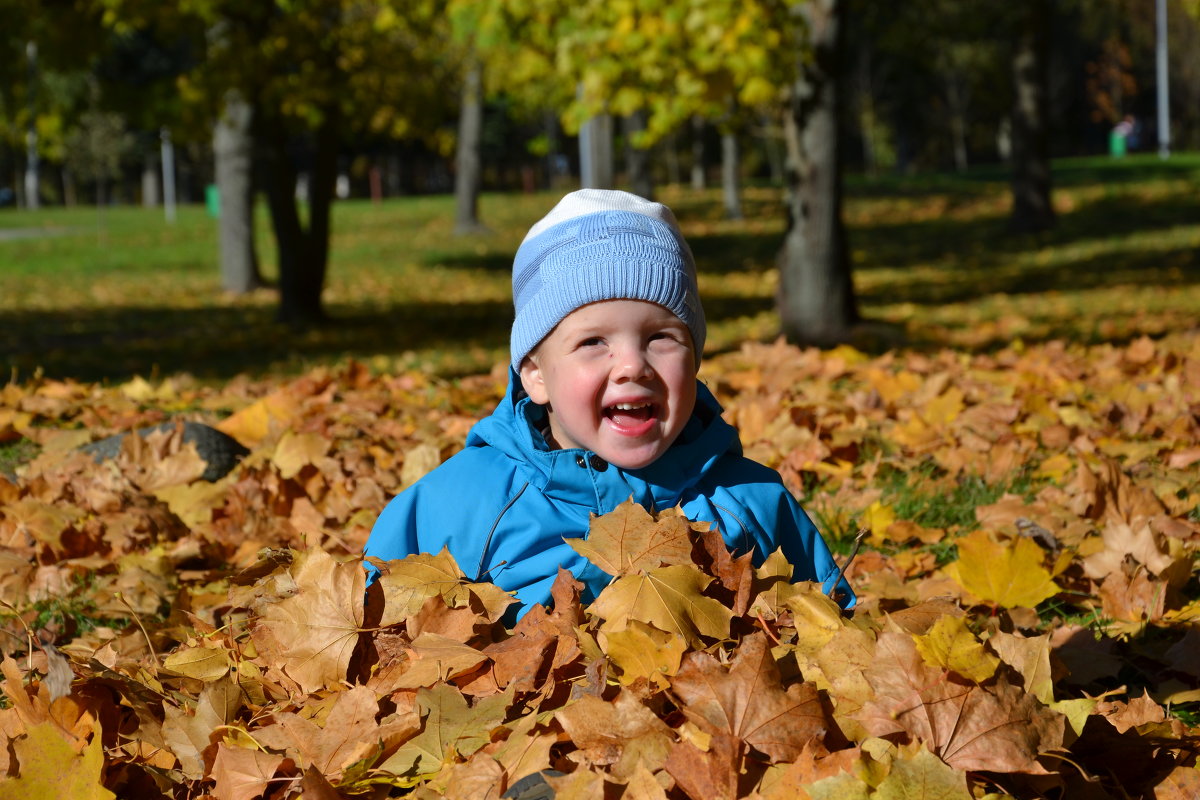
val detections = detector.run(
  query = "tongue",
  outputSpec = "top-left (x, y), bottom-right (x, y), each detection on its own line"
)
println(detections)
top-left (608, 406), bottom-right (652, 426)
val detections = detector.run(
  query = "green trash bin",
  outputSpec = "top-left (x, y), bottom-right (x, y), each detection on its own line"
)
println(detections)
top-left (1109, 129), bottom-right (1127, 158)
top-left (205, 184), bottom-right (220, 217)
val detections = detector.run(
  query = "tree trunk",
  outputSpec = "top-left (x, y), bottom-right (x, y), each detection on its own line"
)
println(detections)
top-left (721, 128), bottom-right (742, 220)
top-left (778, 0), bottom-right (858, 348)
top-left (690, 116), bottom-right (707, 190)
top-left (1009, 0), bottom-right (1055, 234)
top-left (215, 91), bottom-right (262, 293)
top-left (946, 71), bottom-right (969, 173)
top-left (761, 114), bottom-right (785, 185)
top-left (579, 109), bottom-right (614, 190)
top-left (141, 152), bottom-right (160, 207)
top-left (623, 111), bottom-right (654, 200)
top-left (454, 60), bottom-right (486, 234)
top-left (663, 130), bottom-right (681, 186)
top-left (260, 112), bottom-right (338, 327)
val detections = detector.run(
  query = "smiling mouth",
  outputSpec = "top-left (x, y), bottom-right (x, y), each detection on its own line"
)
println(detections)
top-left (604, 401), bottom-right (657, 427)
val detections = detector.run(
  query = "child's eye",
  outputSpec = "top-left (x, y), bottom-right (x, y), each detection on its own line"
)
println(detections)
top-left (579, 337), bottom-right (604, 348)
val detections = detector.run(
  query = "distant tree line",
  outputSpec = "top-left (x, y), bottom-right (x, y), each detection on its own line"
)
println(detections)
top-left (1, 0), bottom-right (1198, 346)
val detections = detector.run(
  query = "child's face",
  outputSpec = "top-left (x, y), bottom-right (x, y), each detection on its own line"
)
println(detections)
top-left (519, 299), bottom-right (698, 470)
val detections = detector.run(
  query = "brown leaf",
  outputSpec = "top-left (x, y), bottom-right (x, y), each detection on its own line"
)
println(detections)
top-left (443, 754), bottom-right (505, 800)
top-left (391, 633), bottom-right (490, 690)
top-left (271, 430), bottom-right (330, 480)
top-left (209, 743), bottom-right (285, 800)
top-left (248, 548), bottom-right (364, 694)
top-left (856, 631), bottom-right (1064, 773)
top-left (554, 691), bottom-right (673, 781)
top-left (568, 499), bottom-right (698, 577)
top-left (671, 632), bottom-right (831, 763)
top-left (254, 685), bottom-right (407, 777)
top-left (1096, 689), bottom-right (1166, 734)
top-left (663, 731), bottom-right (741, 800)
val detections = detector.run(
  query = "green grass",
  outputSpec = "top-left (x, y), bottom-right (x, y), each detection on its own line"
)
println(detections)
top-left (3, 153), bottom-right (1200, 384)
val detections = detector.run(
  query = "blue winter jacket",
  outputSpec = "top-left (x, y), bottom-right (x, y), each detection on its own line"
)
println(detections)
top-left (365, 372), bottom-right (854, 616)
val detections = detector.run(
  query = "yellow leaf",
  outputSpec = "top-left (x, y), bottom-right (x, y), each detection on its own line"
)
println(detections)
top-left (372, 548), bottom-right (469, 626)
top-left (874, 745), bottom-right (972, 800)
top-left (865, 501), bottom-right (896, 546)
top-left (217, 389), bottom-right (302, 448)
top-left (162, 643), bottom-right (233, 682)
top-left (784, 582), bottom-right (846, 657)
top-left (1049, 697), bottom-right (1098, 737)
top-left (602, 619), bottom-right (686, 687)
top-left (989, 631), bottom-right (1056, 704)
top-left (271, 430), bottom-right (329, 480)
top-left (1033, 453), bottom-right (1073, 482)
top-left (922, 387), bottom-right (965, 426)
top-left (589, 564), bottom-right (733, 649)
top-left (568, 500), bottom-right (697, 577)
top-left (0, 722), bottom-right (116, 800)
top-left (945, 530), bottom-right (1060, 609)
top-left (912, 615), bottom-right (999, 683)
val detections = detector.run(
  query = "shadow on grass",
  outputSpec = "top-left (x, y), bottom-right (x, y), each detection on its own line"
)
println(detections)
top-left (2, 291), bottom-right (788, 384)
top-left (4, 164), bottom-right (1199, 384)
top-left (855, 190), bottom-right (1200, 271)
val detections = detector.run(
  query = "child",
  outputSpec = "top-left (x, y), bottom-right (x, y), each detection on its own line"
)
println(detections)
top-left (365, 189), bottom-right (853, 615)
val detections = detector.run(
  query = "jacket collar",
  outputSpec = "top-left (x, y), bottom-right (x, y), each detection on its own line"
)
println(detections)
top-left (465, 369), bottom-right (739, 511)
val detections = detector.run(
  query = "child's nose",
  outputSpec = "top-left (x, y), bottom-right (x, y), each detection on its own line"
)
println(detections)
top-left (613, 345), bottom-right (653, 380)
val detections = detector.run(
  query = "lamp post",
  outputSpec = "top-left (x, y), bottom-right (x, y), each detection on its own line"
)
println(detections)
top-left (1156, 0), bottom-right (1170, 159)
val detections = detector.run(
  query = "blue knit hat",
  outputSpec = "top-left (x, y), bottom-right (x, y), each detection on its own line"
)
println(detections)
top-left (510, 189), bottom-right (706, 372)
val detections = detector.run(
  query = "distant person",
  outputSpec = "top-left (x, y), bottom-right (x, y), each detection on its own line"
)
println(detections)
top-left (364, 189), bottom-right (854, 617)
top-left (1111, 115), bottom-right (1136, 158)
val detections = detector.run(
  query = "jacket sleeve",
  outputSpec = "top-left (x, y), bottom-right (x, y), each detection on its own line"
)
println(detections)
top-left (362, 484), bottom-right (423, 583)
top-left (694, 458), bottom-right (856, 610)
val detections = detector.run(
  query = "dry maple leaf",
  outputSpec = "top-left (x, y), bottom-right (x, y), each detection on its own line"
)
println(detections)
top-left (370, 549), bottom-right (471, 626)
top-left (555, 691), bottom-right (674, 781)
top-left (874, 744), bottom-right (972, 800)
top-left (670, 632), bottom-right (832, 764)
top-left (944, 530), bottom-right (1060, 610)
top-left (209, 743), bottom-right (285, 800)
top-left (856, 631), bottom-right (1065, 774)
top-left (248, 548), bottom-right (365, 694)
top-left (0, 721), bottom-right (116, 800)
top-left (378, 684), bottom-right (513, 778)
top-left (588, 563), bottom-right (733, 649)
top-left (601, 619), bottom-right (687, 688)
top-left (567, 499), bottom-right (698, 577)
top-left (912, 615), bottom-right (1000, 684)
top-left (662, 731), bottom-right (741, 800)
top-left (254, 685), bottom-right (414, 777)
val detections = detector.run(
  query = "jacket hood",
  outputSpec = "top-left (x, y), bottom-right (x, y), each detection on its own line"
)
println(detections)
top-left (465, 369), bottom-right (741, 511)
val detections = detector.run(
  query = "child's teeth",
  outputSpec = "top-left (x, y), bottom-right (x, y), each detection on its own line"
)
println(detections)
top-left (614, 403), bottom-right (648, 410)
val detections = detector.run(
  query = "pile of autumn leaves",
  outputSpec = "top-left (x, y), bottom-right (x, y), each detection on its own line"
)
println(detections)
top-left (1, 331), bottom-right (1199, 799)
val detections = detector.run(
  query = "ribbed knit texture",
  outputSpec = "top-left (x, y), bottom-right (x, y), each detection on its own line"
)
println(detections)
top-left (510, 189), bottom-right (705, 371)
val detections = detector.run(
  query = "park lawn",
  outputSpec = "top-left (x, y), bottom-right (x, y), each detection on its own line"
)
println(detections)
top-left (1, 154), bottom-right (1199, 798)
top-left (2, 153), bottom-right (1199, 383)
